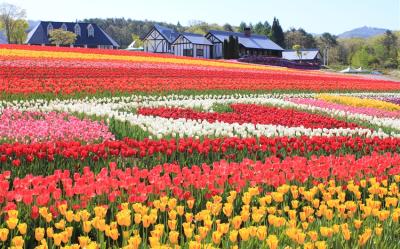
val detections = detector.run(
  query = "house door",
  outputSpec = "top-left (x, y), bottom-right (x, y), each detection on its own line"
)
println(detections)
top-left (210, 46), bottom-right (213, 59)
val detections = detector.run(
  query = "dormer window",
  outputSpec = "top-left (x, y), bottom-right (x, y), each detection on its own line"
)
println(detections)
top-left (47, 23), bottom-right (53, 35)
top-left (74, 24), bottom-right (81, 36)
top-left (60, 23), bottom-right (67, 31)
top-left (87, 24), bottom-right (94, 37)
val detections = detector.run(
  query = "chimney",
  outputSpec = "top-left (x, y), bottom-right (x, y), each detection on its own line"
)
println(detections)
top-left (244, 27), bottom-right (251, 37)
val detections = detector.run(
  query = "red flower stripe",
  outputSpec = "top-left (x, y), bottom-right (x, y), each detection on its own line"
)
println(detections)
top-left (1, 153), bottom-right (399, 211)
top-left (138, 104), bottom-right (361, 129)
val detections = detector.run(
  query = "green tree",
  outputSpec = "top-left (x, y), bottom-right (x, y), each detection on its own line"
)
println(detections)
top-left (49, 29), bottom-right (77, 46)
top-left (130, 34), bottom-right (143, 48)
top-left (270, 17), bottom-right (285, 48)
top-left (176, 21), bottom-right (184, 33)
top-left (223, 39), bottom-right (229, 59)
top-left (254, 22), bottom-right (266, 35)
top-left (223, 23), bottom-right (234, 32)
top-left (292, 44), bottom-right (302, 61)
top-left (9, 19), bottom-right (28, 44)
top-left (285, 28), bottom-right (316, 49)
top-left (239, 22), bottom-right (247, 32)
top-left (263, 21), bottom-right (271, 37)
top-left (0, 3), bottom-right (26, 44)
top-left (351, 46), bottom-right (378, 68)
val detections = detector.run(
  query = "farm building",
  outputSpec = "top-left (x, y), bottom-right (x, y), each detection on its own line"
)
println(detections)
top-left (25, 21), bottom-right (119, 49)
top-left (282, 49), bottom-right (323, 64)
top-left (142, 24), bottom-right (179, 54)
top-left (205, 28), bottom-right (284, 58)
top-left (172, 33), bottom-right (213, 58)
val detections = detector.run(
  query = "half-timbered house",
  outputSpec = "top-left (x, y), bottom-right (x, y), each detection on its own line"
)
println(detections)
top-left (205, 28), bottom-right (284, 58)
top-left (172, 33), bottom-right (213, 58)
top-left (142, 24), bottom-right (179, 54)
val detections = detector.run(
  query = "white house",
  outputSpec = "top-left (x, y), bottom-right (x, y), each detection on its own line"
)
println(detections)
top-left (142, 24), bottom-right (179, 53)
top-left (172, 33), bottom-right (213, 58)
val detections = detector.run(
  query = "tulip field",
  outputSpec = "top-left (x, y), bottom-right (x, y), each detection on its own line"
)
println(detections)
top-left (1, 45), bottom-right (400, 249)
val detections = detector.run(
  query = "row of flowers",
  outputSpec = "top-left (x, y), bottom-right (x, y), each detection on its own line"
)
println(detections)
top-left (1, 46), bottom-right (400, 96)
top-left (317, 94), bottom-right (400, 112)
top-left (0, 108), bottom-right (113, 143)
top-left (0, 158), bottom-right (399, 248)
top-left (4, 93), bottom-right (399, 138)
top-left (137, 104), bottom-right (361, 129)
top-left (1, 136), bottom-right (400, 176)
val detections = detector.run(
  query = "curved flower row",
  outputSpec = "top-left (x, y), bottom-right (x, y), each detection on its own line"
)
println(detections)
top-left (0, 108), bottom-right (114, 143)
top-left (138, 104), bottom-right (361, 129)
top-left (3, 93), bottom-right (399, 137)
top-left (318, 94), bottom-right (400, 111)
top-left (288, 98), bottom-right (400, 118)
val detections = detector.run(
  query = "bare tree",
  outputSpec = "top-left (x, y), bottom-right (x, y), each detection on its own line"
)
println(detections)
top-left (0, 3), bottom-right (26, 43)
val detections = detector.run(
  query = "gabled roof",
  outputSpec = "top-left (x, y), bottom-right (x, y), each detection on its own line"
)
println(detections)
top-left (0, 31), bottom-right (7, 44)
top-left (282, 49), bottom-right (321, 60)
top-left (207, 30), bottom-right (284, 51)
top-left (151, 24), bottom-right (180, 43)
top-left (25, 21), bottom-right (119, 47)
top-left (173, 33), bottom-right (212, 45)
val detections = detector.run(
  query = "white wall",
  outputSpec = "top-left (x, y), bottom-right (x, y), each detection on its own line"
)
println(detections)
top-left (143, 30), bottom-right (171, 53)
top-left (172, 36), bottom-right (211, 59)
top-left (212, 43), bottom-right (223, 58)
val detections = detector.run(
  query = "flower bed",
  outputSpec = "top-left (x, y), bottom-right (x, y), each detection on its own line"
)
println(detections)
top-left (0, 109), bottom-right (114, 143)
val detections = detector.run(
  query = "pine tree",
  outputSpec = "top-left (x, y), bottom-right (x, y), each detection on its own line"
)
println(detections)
top-left (271, 17), bottom-right (285, 48)
top-left (223, 39), bottom-right (229, 59)
top-left (228, 35), bottom-right (235, 59)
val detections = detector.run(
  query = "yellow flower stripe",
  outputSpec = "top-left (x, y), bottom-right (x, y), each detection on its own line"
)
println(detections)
top-left (318, 94), bottom-right (400, 111)
top-left (0, 48), bottom-right (292, 72)
top-left (1, 176), bottom-right (399, 249)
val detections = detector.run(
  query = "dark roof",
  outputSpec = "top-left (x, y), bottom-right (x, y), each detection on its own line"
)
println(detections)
top-left (207, 30), bottom-right (284, 51)
top-left (0, 31), bottom-right (7, 44)
top-left (173, 32), bottom-right (212, 45)
top-left (282, 49), bottom-right (321, 60)
top-left (26, 21), bottom-right (119, 47)
top-left (151, 24), bottom-right (180, 43)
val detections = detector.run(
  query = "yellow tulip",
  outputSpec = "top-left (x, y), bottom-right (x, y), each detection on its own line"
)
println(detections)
top-left (83, 220), bottom-right (92, 233)
top-left (212, 231), bottom-right (222, 245)
top-left (239, 228), bottom-right (250, 241)
top-left (17, 223), bottom-right (27, 235)
top-left (11, 236), bottom-right (24, 247)
top-left (6, 218), bottom-right (18, 230)
top-left (78, 236), bottom-right (91, 248)
top-left (0, 228), bottom-right (9, 242)
top-left (198, 226), bottom-right (209, 239)
top-left (256, 226), bottom-right (267, 241)
top-left (315, 241), bottom-right (327, 249)
top-left (229, 230), bottom-right (238, 243)
top-left (169, 231), bottom-right (179, 244)
top-left (35, 228), bottom-right (45, 241)
top-left (266, 235), bottom-right (279, 249)
top-left (188, 241), bottom-right (201, 249)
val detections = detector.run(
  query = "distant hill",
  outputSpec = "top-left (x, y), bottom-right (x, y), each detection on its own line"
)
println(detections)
top-left (338, 26), bottom-right (388, 39)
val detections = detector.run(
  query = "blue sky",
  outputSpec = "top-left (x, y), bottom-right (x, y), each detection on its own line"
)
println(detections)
top-left (7, 0), bottom-right (400, 34)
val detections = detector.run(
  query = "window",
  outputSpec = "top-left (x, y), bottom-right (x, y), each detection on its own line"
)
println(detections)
top-left (47, 23), bottom-right (53, 35)
top-left (87, 24), bottom-right (94, 37)
top-left (196, 49), bottom-right (204, 57)
top-left (74, 24), bottom-right (81, 36)
top-left (61, 23), bottom-right (67, 31)
top-left (183, 49), bottom-right (193, 57)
